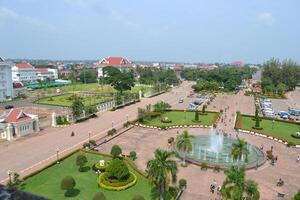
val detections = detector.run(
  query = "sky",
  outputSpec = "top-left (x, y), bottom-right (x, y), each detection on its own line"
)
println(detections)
top-left (0, 0), bottom-right (300, 63)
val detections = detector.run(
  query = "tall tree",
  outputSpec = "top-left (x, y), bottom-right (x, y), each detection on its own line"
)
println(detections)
top-left (71, 95), bottom-right (85, 119)
top-left (146, 149), bottom-right (177, 200)
top-left (231, 138), bottom-right (249, 169)
top-left (176, 131), bottom-right (195, 166)
top-left (221, 167), bottom-right (260, 200)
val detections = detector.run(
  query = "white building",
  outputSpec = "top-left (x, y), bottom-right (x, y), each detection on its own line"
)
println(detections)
top-left (0, 109), bottom-right (40, 141)
top-left (12, 63), bottom-right (38, 83)
top-left (95, 57), bottom-right (132, 78)
top-left (0, 57), bottom-right (14, 100)
top-left (36, 68), bottom-right (58, 80)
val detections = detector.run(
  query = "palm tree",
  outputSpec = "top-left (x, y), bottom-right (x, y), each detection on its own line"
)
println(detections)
top-left (176, 131), bottom-right (195, 166)
top-left (221, 167), bottom-right (260, 200)
top-left (231, 138), bottom-right (249, 169)
top-left (146, 149), bottom-right (177, 200)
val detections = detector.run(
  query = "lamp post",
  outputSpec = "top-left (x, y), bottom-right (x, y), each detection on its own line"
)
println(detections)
top-left (88, 131), bottom-right (91, 142)
top-left (7, 170), bottom-right (12, 185)
top-left (126, 114), bottom-right (129, 122)
top-left (56, 148), bottom-right (60, 164)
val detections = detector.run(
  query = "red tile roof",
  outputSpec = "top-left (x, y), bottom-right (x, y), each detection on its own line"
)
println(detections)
top-left (5, 109), bottom-right (32, 123)
top-left (98, 57), bottom-right (131, 67)
top-left (35, 68), bottom-right (49, 72)
top-left (15, 63), bottom-right (33, 69)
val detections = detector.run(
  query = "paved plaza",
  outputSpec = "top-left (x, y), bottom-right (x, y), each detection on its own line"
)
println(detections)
top-left (1, 82), bottom-right (299, 200)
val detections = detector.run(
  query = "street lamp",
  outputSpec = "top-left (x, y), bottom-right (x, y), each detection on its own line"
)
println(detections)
top-left (126, 114), bottom-right (129, 122)
top-left (88, 131), bottom-right (91, 142)
top-left (7, 170), bottom-right (12, 185)
top-left (56, 148), bottom-right (60, 164)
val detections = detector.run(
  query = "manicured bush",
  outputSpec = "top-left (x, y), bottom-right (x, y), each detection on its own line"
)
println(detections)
top-left (110, 145), bottom-right (122, 158)
top-left (93, 161), bottom-right (109, 172)
top-left (129, 151), bottom-right (137, 161)
top-left (76, 154), bottom-right (88, 172)
top-left (106, 158), bottom-right (129, 181)
top-left (200, 163), bottom-right (208, 170)
top-left (168, 137), bottom-right (175, 144)
top-left (89, 140), bottom-right (96, 146)
top-left (179, 179), bottom-right (187, 190)
top-left (292, 189), bottom-right (300, 200)
top-left (60, 176), bottom-right (76, 196)
top-left (132, 194), bottom-right (145, 200)
top-left (98, 171), bottom-right (137, 191)
top-left (194, 111), bottom-right (199, 121)
top-left (123, 121), bottom-right (131, 128)
top-left (213, 165), bottom-right (221, 172)
top-left (93, 192), bottom-right (107, 200)
top-left (107, 128), bottom-right (117, 136)
top-left (83, 142), bottom-right (91, 149)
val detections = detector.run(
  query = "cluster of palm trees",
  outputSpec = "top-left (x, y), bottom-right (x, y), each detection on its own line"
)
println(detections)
top-left (146, 131), bottom-right (260, 200)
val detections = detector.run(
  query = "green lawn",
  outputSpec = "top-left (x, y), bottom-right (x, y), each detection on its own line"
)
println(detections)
top-left (143, 111), bottom-right (218, 127)
top-left (20, 151), bottom-right (152, 200)
top-left (35, 83), bottom-right (152, 94)
top-left (239, 115), bottom-right (300, 144)
top-left (36, 93), bottom-right (112, 107)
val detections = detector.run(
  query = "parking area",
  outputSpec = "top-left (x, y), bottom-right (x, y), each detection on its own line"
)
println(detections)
top-left (172, 93), bottom-right (214, 110)
top-left (259, 88), bottom-right (300, 122)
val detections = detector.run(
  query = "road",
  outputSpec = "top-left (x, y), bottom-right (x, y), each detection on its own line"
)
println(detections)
top-left (0, 81), bottom-right (193, 182)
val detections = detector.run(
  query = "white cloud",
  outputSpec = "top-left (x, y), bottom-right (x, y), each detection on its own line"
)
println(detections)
top-left (257, 12), bottom-right (275, 26)
top-left (0, 7), bottom-right (18, 20)
top-left (0, 7), bottom-right (55, 31)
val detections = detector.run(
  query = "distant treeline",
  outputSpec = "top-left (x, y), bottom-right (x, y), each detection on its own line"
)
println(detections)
top-left (181, 67), bottom-right (256, 92)
top-left (261, 58), bottom-right (300, 94)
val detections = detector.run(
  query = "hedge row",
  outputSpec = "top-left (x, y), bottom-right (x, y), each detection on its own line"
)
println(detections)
top-left (97, 172), bottom-right (137, 191)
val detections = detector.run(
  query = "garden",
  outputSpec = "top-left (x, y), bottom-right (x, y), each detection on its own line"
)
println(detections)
top-left (141, 110), bottom-right (219, 127)
top-left (19, 150), bottom-right (153, 200)
top-left (236, 114), bottom-right (300, 145)
top-left (36, 93), bottom-right (113, 107)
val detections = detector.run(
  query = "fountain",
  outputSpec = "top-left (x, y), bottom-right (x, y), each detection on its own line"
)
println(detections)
top-left (177, 128), bottom-right (265, 169)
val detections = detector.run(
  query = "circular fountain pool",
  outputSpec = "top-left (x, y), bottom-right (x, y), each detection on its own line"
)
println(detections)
top-left (177, 130), bottom-right (265, 169)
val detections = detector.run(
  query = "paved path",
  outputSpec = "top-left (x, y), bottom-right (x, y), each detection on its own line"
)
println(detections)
top-left (0, 82), bottom-right (193, 182)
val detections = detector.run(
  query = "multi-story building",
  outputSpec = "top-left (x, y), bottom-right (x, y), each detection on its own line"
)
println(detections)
top-left (95, 57), bottom-right (132, 78)
top-left (0, 57), bottom-right (14, 100)
top-left (12, 63), bottom-right (38, 83)
top-left (35, 68), bottom-right (58, 80)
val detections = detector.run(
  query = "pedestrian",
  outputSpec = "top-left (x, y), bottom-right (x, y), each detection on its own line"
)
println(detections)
top-left (297, 155), bottom-right (300, 163)
top-left (275, 155), bottom-right (278, 161)
top-left (271, 146), bottom-right (274, 152)
top-left (210, 184), bottom-right (215, 193)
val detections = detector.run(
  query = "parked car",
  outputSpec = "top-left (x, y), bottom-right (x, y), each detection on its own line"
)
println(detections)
top-left (4, 105), bottom-right (14, 109)
top-left (178, 98), bottom-right (184, 103)
top-left (193, 100), bottom-right (202, 105)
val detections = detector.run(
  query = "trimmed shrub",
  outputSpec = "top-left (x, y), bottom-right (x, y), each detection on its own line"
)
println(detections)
top-left (129, 151), bottom-right (137, 161)
top-left (106, 158), bottom-right (129, 181)
top-left (179, 179), bottom-right (187, 190)
top-left (266, 150), bottom-right (273, 160)
top-left (168, 137), bottom-right (175, 144)
top-left (110, 145), bottom-right (122, 158)
top-left (132, 195), bottom-right (145, 200)
top-left (60, 176), bottom-right (76, 196)
top-left (123, 121), bottom-right (131, 128)
top-left (213, 165), bottom-right (221, 172)
top-left (93, 192), bottom-right (107, 200)
top-left (107, 128), bottom-right (117, 136)
top-left (76, 154), bottom-right (88, 172)
top-left (93, 161), bottom-right (109, 172)
top-left (200, 163), bottom-right (208, 170)
top-left (98, 171), bottom-right (137, 191)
